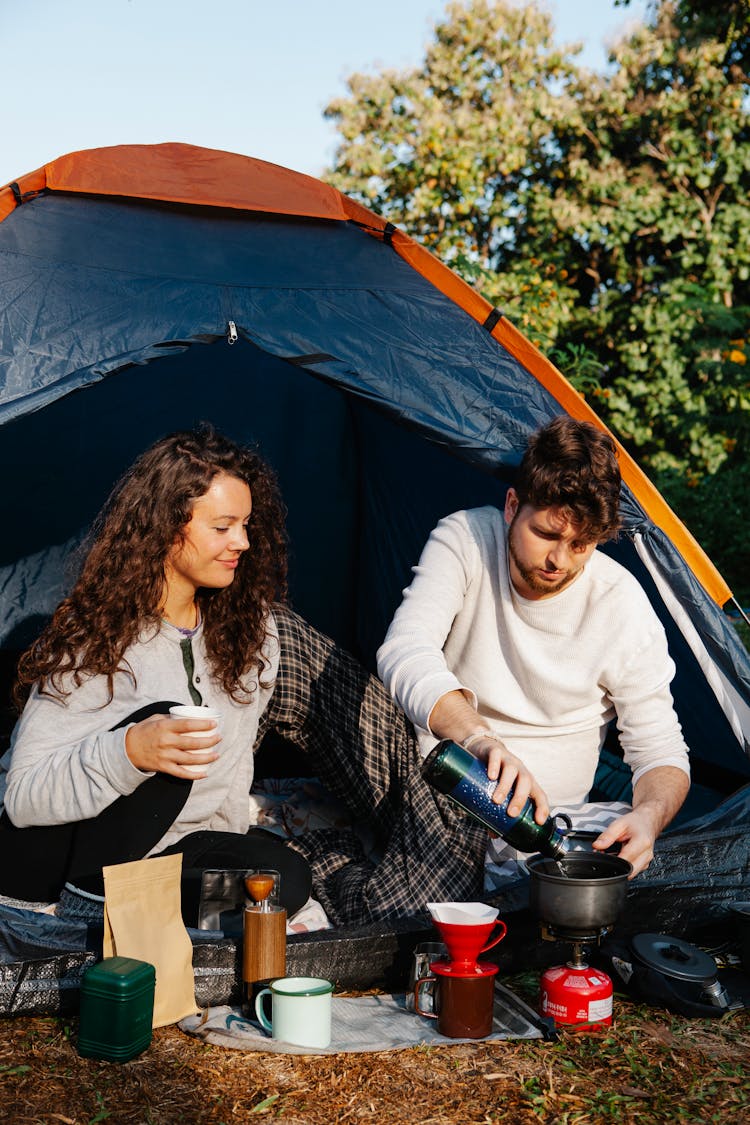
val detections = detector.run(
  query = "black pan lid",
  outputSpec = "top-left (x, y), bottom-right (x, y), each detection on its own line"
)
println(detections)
top-left (630, 933), bottom-right (718, 983)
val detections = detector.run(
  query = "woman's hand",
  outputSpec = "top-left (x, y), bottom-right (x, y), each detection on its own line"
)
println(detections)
top-left (124, 714), bottom-right (221, 778)
top-left (468, 733), bottom-right (549, 823)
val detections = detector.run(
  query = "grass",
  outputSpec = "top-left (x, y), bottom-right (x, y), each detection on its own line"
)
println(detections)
top-left (0, 974), bottom-right (748, 1124)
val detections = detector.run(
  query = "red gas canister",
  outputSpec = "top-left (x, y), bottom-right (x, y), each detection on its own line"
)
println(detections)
top-left (540, 962), bottom-right (613, 1031)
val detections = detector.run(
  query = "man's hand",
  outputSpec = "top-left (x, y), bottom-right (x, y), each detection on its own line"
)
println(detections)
top-left (427, 689), bottom-right (549, 823)
top-left (592, 808), bottom-right (660, 876)
top-left (593, 765), bottom-right (690, 877)
top-left (124, 714), bottom-right (221, 778)
top-left (469, 734), bottom-right (550, 823)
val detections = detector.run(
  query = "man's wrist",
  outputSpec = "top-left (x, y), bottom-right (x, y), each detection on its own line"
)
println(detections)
top-left (630, 800), bottom-right (667, 837)
top-left (462, 729), bottom-right (503, 752)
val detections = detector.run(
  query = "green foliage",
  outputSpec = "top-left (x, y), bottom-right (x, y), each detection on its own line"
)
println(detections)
top-left (325, 0), bottom-right (583, 343)
top-left (324, 0), bottom-right (750, 588)
top-left (546, 3), bottom-right (750, 483)
top-left (630, 0), bottom-right (750, 71)
top-left (656, 455), bottom-right (750, 604)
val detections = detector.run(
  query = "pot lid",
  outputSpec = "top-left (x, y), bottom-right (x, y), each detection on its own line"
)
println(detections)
top-left (631, 933), bottom-right (718, 983)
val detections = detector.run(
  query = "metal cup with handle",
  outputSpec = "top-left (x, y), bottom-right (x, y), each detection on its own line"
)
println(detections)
top-left (405, 941), bottom-right (449, 1012)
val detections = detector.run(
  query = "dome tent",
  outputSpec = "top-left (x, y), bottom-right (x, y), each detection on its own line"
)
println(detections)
top-left (0, 146), bottom-right (748, 977)
top-left (1, 142), bottom-right (747, 804)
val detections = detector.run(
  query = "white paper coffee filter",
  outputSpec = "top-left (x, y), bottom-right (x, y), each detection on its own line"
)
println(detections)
top-left (426, 902), bottom-right (499, 925)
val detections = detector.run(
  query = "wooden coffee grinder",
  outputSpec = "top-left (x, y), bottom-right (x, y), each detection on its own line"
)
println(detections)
top-left (242, 872), bottom-right (286, 1011)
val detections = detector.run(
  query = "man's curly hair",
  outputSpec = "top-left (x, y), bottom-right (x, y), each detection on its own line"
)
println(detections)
top-left (514, 416), bottom-right (622, 543)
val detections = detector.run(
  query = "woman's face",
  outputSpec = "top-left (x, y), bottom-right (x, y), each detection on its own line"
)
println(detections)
top-left (165, 473), bottom-right (252, 596)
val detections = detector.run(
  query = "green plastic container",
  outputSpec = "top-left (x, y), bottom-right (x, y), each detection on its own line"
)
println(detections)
top-left (78, 956), bottom-right (155, 1062)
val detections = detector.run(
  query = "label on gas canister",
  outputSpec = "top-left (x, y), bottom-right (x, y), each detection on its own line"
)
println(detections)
top-left (588, 995), bottom-right (613, 1021)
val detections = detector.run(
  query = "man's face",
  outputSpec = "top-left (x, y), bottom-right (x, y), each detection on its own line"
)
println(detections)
top-left (504, 488), bottom-right (599, 600)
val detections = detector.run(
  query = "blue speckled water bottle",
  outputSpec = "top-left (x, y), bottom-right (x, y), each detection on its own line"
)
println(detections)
top-left (422, 740), bottom-right (570, 857)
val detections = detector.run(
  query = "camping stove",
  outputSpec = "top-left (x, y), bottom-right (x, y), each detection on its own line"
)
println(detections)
top-left (539, 921), bottom-right (614, 1031)
top-left (527, 852), bottom-right (632, 1032)
top-left (539, 921), bottom-right (612, 946)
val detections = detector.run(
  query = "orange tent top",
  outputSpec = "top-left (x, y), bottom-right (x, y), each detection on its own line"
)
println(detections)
top-left (1, 142), bottom-right (354, 223)
top-left (0, 142), bottom-right (730, 606)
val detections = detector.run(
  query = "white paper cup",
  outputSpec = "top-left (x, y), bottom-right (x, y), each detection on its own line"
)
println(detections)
top-left (169, 705), bottom-right (221, 774)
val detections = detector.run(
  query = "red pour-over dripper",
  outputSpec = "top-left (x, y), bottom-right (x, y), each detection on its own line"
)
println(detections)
top-left (431, 917), bottom-right (507, 968)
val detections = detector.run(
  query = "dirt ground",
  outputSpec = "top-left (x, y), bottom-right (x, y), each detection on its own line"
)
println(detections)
top-left (1, 977), bottom-right (748, 1125)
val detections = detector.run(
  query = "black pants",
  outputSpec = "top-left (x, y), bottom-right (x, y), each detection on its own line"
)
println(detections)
top-left (0, 702), bottom-right (311, 920)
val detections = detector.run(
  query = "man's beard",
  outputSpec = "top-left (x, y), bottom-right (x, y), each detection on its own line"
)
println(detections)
top-left (508, 517), bottom-right (582, 597)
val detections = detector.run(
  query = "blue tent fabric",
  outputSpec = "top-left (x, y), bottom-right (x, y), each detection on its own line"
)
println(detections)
top-left (0, 196), bottom-right (554, 443)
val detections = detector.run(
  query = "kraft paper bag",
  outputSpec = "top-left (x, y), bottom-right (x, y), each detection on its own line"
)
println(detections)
top-left (103, 853), bottom-right (197, 1027)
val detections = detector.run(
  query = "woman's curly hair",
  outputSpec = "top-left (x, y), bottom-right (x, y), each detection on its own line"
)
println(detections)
top-left (14, 426), bottom-right (288, 709)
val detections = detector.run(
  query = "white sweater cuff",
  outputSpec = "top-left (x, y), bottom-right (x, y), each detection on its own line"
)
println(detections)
top-left (630, 757), bottom-right (691, 790)
top-left (424, 682), bottom-right (479, 736)
top-left (112, 727), bottom-right (156, 792)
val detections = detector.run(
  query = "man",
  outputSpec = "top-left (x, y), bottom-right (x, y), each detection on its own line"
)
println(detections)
top-left (377, 416), bottom-right (691, 877)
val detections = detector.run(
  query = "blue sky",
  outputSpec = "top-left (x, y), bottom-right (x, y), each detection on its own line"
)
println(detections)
top-left (1, 0), bottom-right (646, 187)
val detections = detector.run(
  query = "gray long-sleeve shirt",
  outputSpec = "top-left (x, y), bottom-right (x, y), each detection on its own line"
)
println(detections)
top-left (0, 614), bottom-right (279, 856)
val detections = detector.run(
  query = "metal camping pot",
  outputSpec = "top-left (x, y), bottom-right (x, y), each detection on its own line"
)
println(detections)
top-left (527, 853), bottom-right (632, 933)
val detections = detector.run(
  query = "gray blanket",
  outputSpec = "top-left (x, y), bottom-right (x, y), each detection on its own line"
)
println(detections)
top-left (178, 984), bottom-right (550, 1055)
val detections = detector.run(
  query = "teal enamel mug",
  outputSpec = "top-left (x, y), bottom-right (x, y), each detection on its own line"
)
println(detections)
top-left (255, 976), bottom-right (333, 1048)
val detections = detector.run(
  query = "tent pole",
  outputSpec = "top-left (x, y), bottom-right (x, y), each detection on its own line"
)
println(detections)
top-left (728, 597), bottom-right (750, 628)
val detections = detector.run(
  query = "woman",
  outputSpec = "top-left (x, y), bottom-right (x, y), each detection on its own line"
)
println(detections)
top-left (0, 426), bottom-right (312, 921)
top-left (0, 425), bottom-right (488, 927)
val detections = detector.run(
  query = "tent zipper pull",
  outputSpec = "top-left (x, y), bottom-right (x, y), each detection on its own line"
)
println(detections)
top-left (226, 320), bottom-right (238, 345)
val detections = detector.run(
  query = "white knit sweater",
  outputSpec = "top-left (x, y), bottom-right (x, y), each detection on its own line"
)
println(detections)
top-left (377, 507), bottom-right (690, 806)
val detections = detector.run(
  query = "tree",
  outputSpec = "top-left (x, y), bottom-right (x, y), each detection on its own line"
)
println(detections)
top-left (324, 1), bottom-right (584, 344)
top-left (541, 0), bottom-right (750, 596)
top-left (324, 0), bottom-right (750, 598)
top-left (622, 0), bottom-right (750, 72)
top-left (537, 2), bottom-right (750, 477)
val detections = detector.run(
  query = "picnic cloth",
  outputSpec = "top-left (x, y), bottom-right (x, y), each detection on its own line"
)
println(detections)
top-left (178, 982), bottom-right (553, 1054)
